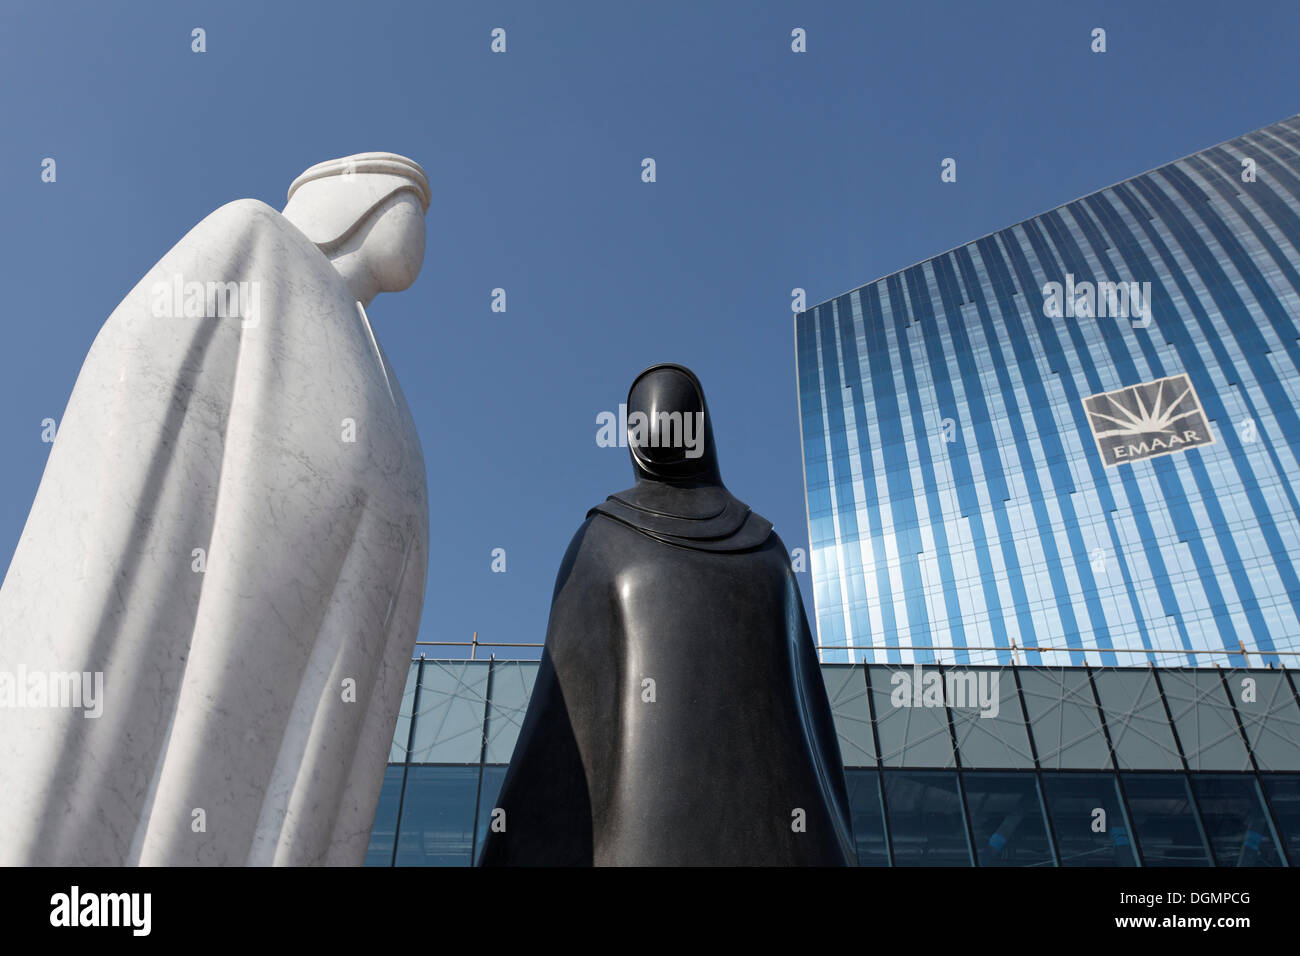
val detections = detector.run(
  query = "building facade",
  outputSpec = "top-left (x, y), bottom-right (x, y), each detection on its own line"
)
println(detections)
top-left (366, 657), bottom-right (1300, 867)
top-left (796, 115), bottom-right (1300, 667)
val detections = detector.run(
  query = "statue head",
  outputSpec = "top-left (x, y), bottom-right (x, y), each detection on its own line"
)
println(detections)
top-left (625, 364), bottom-right (722, 485)
top-left (282, 152), bottom-right (431, 306)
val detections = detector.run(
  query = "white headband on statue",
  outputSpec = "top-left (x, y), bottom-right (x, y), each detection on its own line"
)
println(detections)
top-left (283, 151), bottom-right (430, 246)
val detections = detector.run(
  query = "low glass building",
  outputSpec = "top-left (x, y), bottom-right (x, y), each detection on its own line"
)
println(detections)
top-left (366, 656), bottom-right (1300, 867)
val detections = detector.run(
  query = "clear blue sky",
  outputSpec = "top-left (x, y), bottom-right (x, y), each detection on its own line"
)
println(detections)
top-left (2, 1), bottom-right (1297, 659)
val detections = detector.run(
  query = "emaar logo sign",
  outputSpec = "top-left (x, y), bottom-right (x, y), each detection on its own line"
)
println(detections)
top-left (1083, 374), bottom-right (1214, 467)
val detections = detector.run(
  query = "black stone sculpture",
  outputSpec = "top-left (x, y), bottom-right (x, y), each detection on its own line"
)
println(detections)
top-left (478, 364), bottom-right (856, 866)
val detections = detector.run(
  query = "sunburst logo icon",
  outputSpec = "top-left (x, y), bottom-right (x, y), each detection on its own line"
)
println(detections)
top-left (1083, 374), bottom-right (1214, 467)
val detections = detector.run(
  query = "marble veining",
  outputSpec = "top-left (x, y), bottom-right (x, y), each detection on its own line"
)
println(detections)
top-left (0, 153), bottom-right (432, 866)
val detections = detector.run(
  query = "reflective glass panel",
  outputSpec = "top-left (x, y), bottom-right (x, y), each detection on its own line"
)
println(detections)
top-left (1223, 671), bottom-right (1300, 771)
top-left (870, 666), bottom-right (955, 768)
top-left (882, 770), bottom-right (971, 866)
top-left (950, 668), bottom-right (1034, 768)
top-left (484, 661), bottom-right (540, 763)
top-left (473, 765), bottom-right (510, 864)
top-left (1157, 671), bottom-right (1251, 772)
top-left (408, 661), bottom-right (490, 764)
top-left (1092, 669), bottom-right (1182, 770)
top-left (1040, 772), bottom-right (1137, 866)
top-left (822, 664), bottom-right (877, 767)
top-left (364, 765), bottom-right (405, 867)
top-left (1019, 669), bottom-right (1111, 770)
top-left (1191, 774), bottom-right (1285, 867)
top-left (962, 772), bottom-right (1055, 867)
top-left (1259, 774), bottom-right (1300, 866)
top-left (394, 766), bottom-right (481, 866)
top-left (1120, 773), bottom-right (1211, 866)
top-left (388, 662), bottom-right (420, 763)
top-left (845, 769), bottom-right (888, 866)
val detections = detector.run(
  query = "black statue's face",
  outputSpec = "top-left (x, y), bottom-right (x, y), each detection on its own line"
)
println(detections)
top-left (626, 366), bottom-right (711, 480)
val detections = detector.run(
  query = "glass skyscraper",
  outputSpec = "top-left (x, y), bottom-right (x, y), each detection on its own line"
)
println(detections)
top-left (796, 114), bottom-right (1300, 667)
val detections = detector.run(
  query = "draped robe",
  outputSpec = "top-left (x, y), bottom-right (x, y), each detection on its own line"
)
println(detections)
top-left (0, 198), bottom-right (428, 865)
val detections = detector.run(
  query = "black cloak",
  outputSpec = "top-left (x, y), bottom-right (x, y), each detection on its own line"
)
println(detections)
top-left (479, 364), bottom-right (856, 866)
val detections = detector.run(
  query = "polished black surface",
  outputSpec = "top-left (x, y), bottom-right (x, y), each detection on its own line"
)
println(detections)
top-left (479, 364), bottom-right (856, 865)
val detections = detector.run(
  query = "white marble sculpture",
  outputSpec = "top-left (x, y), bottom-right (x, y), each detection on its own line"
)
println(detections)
top-left (0, 153), bottom-right (431, 865)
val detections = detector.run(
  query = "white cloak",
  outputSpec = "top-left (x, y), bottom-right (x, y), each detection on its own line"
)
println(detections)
top-left (0, 199), bottom-right (429, 865)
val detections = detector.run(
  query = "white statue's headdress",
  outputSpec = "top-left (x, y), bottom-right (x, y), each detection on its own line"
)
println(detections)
top-left (283, 152), bottom-right (430, 247)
